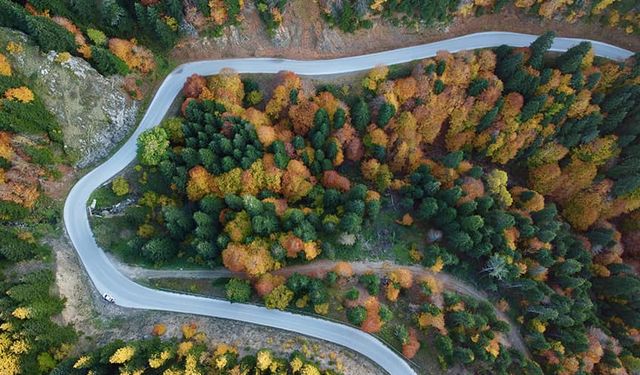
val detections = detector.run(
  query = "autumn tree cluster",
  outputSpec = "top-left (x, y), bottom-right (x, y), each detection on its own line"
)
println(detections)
top-left (116, 32), bottom-right (640, 373)
top-left (55, 322), bottom-right (340, 374)
top-left (255, 0), bottom-right (288, 35)
top-left (506, 0), bottom-right (640, 35)
top-left (0, 48), bottom-right (65, 219)
top-left (0, 0), bottom-right (288, 78)
top-left (129, 72), bottom-right (382, 278)
top-left (0, 43), bottom-right (78, 375)
top-left (320, 0), bottom-right (639, 36)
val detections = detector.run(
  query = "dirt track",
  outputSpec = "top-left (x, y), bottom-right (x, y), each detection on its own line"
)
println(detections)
top-left (119, 257), bottom-right (529, 357)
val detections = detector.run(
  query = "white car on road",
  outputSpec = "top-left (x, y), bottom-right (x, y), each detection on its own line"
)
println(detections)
top-left (103, 293), bottom-right (115, 303)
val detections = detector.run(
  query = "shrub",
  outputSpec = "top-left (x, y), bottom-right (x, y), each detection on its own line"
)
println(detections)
top-left (111, 176), bottom-right (130, 196)
top-left (225, 278), bottom-right (252, 303)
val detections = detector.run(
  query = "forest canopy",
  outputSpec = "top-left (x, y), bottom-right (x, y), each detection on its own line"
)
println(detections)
top-left (107, 32), bottom-right (640, 374)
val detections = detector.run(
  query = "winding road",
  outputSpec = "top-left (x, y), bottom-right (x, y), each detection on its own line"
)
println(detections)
top-left (63, 32), bottom-right (633, 375)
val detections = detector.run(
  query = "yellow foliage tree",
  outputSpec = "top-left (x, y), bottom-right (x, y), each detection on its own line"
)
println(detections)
top-left (303, 241), bottom-right (320, 261)
top-left (485, 337), bottom-right (501, 358)
top-left (4, 87), bottom-right (34, 103)
top-left (222, 239), bottom-right (275, 277)
top-left (314, 303), bottom-right (329, 315)
top-left (224, 211), bottom-right (252, 242)
top-left (0, 53), bottom-right (11, 76)
top-left (281, 160), bottom-right (313, 202)
top-left (11, 307), bottom-right (30, 320)
top-left (486, 169), bottom-right (513, 207)
top-left (265, 285), bottom-right (294, 310)
top-left (177, 341), bottom-right (193, 357)
top-left (109, 346), bottom-right (135, 364)
top-left (301, 363), bottom-right (322, 375)
top-left (148, 350), bottom-right (172, 368)
top-left (389, 268), bottom-right (414, 288)
top-left (206, 68), bottom-right (244, 107)
top-left (186, 166), bottom-right (216, 201)
top-left (214, 167), bottom-right (243, 197)
top-left (73, 355), bottom-right (91, 369)
top-left (385, 283), bottom-right (400, 302)
top-left (362, 65), bottom-right (389, 91)
top-left (563, 180), bottom-right (612, 231)
top-left (112, 176), bottom-right (130, 196)
top-left (256, 349), bottom-right (273, 370)
top-left (0, 132), bottom-right (12, 160)
top-left (393, 77), bottom-right (417, 104)
top-left (333, 262), bottom-right (353, 278)
top-left (417, 311), bottom-right (447, 334)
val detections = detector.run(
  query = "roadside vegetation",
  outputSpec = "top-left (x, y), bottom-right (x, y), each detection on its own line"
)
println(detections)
top-left (0, 46), bottom-right (78, 374)
top-left (1, 0), bottom-right (637, 85)
top-left (148, 264), bottom-right (538, 373)
top-left (320, 0), bottom-right (640, 37)
top-left (56, 322), bottom-right (341, 374)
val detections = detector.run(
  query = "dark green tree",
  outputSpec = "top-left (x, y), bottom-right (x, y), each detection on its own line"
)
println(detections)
top-left (351, 98), bottom-right (370, 132)
top-left (347, 306), bottom-right (367, 325)
top-left (359, 273), bottom-right (380, 295)
top-left (556, 42), bottom-right (591, 74)
top-left (528, 31), bottom-right (555, 70)
top-left (377, 102), bottom-right (396, 127)
top-left (141, 237), bottom-right (176, 263)
top-left (334, 107), bottom-right (346, 128)
top-left (468, 78), bottom-right (489, 96)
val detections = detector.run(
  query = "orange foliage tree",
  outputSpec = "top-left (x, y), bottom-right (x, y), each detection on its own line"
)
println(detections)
top-left (402, 328), bottom-right (421, 359)
top-left (288, 100), bottom-right (319, 136)
top-left (108, 38), bottom-right (155, 73)
top-left (281, 160), bottom-right (314, 202)
top-left (333, 262), bottom-right (353, 278)
top-left (254, 273), bottom-right (285, 297)
top-left (182, 74), bottom-right (207, 98)
top-left (321, 170), bottom-right (351, 192)
top-left (563, 180), bottom-right (612, 231)
top-left (222, 240), bottom-right (275, 277)
top-left (360, 296), bottom-right (382, 333)
top-left (4, 87), bottom-right (34, 103)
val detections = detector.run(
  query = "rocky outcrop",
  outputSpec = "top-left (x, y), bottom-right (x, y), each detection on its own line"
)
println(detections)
top-left (0, 28), bottom-right (139, 168)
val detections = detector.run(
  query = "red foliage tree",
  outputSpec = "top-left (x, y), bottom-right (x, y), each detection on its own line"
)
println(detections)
top-left (183, 74), bottom-right (207, 98)
top-left (322, 170), bottom-right (351, 191)
top-left (402, 328), bottom-right (421, 359)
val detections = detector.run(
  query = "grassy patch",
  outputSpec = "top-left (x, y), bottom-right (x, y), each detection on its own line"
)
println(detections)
top-left (392, 243), bottom-right (411, 265)
top-left (89, 185), bottom-right (124, 210)
top-left (91, 213), bottom-right (209, 270)
top-left (359, 203), bottom-right (426, 264)
top-left (91, 215), bottom-right (136, 259)
top-left (147, 277), bottom-right (238, 301)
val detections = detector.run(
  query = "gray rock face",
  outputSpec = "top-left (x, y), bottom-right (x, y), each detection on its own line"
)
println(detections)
top-left (0, 28), bottom-right (139, 168)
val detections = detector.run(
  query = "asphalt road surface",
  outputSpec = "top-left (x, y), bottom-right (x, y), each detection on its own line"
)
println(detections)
top-left (64, 32), bottom-right (633, 375)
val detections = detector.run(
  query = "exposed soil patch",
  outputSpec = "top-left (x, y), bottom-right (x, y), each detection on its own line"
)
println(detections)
top-left (171, 3), bottom-right (639, 64)
top-left (41, 164), bottom-right (76, 200)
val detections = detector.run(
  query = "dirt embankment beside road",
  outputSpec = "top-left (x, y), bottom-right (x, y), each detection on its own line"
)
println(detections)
top-left (172, 2), bottom-right (639, 64)
top-left (52, 235), bottom-right (384, 375)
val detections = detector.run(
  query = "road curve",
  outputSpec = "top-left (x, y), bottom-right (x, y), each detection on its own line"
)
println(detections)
top-left (64, 32), bottom-right (633, 375)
